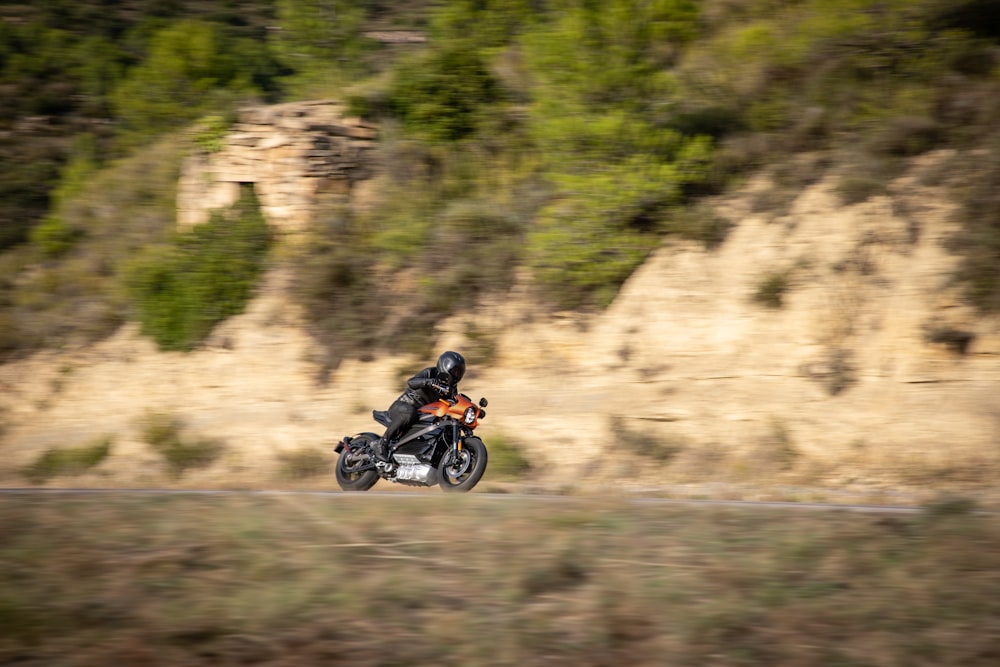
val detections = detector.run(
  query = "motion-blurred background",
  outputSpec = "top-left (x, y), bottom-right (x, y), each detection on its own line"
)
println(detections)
top-left (1, 0), bottom-right (999, 505)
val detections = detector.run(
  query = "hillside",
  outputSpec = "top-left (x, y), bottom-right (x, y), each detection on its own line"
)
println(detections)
top-left (2, 0), bottom-right (1000, 502)
top-left (1, 145), bottom-right (997, 504)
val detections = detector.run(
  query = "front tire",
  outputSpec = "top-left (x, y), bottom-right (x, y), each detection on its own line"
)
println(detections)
top-left (335, 436), bottom-right (379, 491)
top-left (438, 437), bottom-right (488, 493)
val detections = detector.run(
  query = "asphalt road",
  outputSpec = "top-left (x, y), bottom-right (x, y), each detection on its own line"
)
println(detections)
top-left (0, 487), bottom-right (934, 514)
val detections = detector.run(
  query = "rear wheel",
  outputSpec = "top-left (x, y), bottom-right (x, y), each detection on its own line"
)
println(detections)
top-left (335, 436), bottom-right (379, 491)
top-left (438, 437), bottom-right (488, 493)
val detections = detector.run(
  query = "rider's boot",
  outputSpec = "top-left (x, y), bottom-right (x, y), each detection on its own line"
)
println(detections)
top-left (374, 437), bottom-right (391, 462)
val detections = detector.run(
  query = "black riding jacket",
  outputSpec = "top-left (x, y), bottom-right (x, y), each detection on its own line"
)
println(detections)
top-left (400, 367), bottom-right (456, 406)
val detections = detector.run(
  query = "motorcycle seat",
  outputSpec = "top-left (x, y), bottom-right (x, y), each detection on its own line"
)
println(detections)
top-left (372, 410), bottom-right (391, 426)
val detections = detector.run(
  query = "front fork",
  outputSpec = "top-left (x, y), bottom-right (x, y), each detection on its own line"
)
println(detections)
top-left (442, 422), bottom-right (467, 469)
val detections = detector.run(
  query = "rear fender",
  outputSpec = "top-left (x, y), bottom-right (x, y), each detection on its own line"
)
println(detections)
top-left (335, 432), bottom-right (380, 453)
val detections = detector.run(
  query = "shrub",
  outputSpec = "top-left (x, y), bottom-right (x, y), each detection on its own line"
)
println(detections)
top-left (386, 44), bottom-right (504, 142)
top-left (949, 139), bottom-right (1000, 313)
top-left (122, 185), bottom-right (272, 351)
top-left (753, 271), bottom-right (791, 308)
top-left (191, 114), bottom-right (233, 154)
top-left (111, 20), bottom-right (269, 147)
top-left (29, 216), bottom-right (80, 258)
top-left (835, 174), bottom-right (887, 205)
top-left (138, 411), bottom-right (224, 478)
top-left (22, 435), bottom-right (113, 484)
top-left (665, 203), bottom-right (733, 249)
top-left (608, 415), bottom-right (684, 462)
top-left (278, 448), bottom-right (332, 480)
top-left (484, 432), bottom-right (532, 480)
top-left (923, 325), bottom-right (976, 355)
top-left (868, 116), bottom-right (942, 157)
top-left (0, 136), bottom-right (185, 359)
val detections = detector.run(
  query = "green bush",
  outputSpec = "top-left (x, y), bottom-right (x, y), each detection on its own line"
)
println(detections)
top-left (111, 20), bottom-right (271, 148)
top-left (0, 136), bottom-right (185, 358)
top-left (270, 0), bottom-right (372, 95)
top-left (387, 44), bottom-right (504, 142)
top-left (191, 114), bottom-right (234, 154)
top-left (22, 435), bottom-right (113, 484)
top-left (138, 411), bottom-right (224, 478)
top-left (526, 151), bottom-right (705, 308)
top-left (484, 433), bottom-right (532, 480)
top-left (122, 186), bottom-right (272, 351)
top-left (29, 216), bottom-right (80, 258)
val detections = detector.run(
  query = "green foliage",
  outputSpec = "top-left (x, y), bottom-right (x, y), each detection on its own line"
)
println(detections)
top-left (22, 435), bottom-right (112, 484)
top-left (526, 150), bottom-right (699, 308)
top-left (29, 216), bottom-right (79, 258)
top-left (26, 135), bottom-right (100, 257)
top-left (387, 44), bottom-right (504, 142)
top-left (522, 0), bottom-right (699, 110)
top-left (111, 20), bottom-right (268, 147)
top-left (138, 411), bottom-right (224, 477)
top-left (482, 432), bottom-right (532, 480)
top-left (122, 186), bottom-right (272, 352)
top-left (270, 0), bottom-right (371, 95)
top-left (429, 0), bottom-right (539, 48)
top-left (191, 114), bottom-right (233, 153)
top-left (0, 135), bottom-right (185, 359)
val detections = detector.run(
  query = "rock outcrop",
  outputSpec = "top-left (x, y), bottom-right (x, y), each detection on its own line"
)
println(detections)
top-left (177, 100), bottom-right (377, 234)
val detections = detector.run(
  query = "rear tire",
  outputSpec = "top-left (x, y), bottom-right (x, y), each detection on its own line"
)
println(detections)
top-left (335, 436), bottom-right (379, 492)
top-left (438, 437), bottom-right (488, 493)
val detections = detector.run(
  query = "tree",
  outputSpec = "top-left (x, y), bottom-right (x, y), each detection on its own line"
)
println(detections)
top-left (111, 20), bottom-right (263, 146)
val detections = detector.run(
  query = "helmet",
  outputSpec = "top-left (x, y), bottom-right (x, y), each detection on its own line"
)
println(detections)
top-left (436, 351), bottom-right (466, 384)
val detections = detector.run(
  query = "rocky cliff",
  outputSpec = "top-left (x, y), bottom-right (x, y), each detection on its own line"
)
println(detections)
top-left (177, 100), bottom-right (377, 234)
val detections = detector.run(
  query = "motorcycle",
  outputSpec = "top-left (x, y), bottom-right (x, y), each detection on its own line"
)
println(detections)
top-left (333, 384), bottom-right (489, 493)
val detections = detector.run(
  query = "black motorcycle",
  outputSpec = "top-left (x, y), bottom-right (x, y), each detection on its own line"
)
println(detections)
top-left (334, 390), bottom-right (489, 492)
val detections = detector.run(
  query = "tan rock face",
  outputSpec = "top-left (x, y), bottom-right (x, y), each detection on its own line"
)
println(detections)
top-left (2, 111), bottom-right (998, 502)
top-left (177, 100), bottom-right (376, 234)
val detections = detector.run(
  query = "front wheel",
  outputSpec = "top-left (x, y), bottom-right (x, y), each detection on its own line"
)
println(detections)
top-left (438, 437), bottom-right (488, 493)
top-left (335, 436), bottom-right (379, 491)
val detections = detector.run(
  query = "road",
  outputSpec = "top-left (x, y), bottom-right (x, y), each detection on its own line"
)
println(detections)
top-left (0, 487), bottom-right (937, 514)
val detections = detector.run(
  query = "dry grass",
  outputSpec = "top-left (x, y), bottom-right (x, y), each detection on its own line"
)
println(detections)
top-left (2, 493), bottom-right (999, 666)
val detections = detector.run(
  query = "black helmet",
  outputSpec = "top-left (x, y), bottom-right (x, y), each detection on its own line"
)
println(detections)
top-left (436, 351), bottom-right (466, 384)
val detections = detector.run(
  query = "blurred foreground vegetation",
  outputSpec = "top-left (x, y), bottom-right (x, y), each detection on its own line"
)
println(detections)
top-left (2, 493), bottom-right (999, 666)
top-left (2, 0), bottom-right (1000, 362)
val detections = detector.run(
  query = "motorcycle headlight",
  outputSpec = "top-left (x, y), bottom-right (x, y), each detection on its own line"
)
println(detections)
top-left (463, 407), bottom-right (476, 424)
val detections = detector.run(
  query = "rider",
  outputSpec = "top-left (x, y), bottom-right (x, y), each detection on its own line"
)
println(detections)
top-left (375, 351), bottom-right (466, 461)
